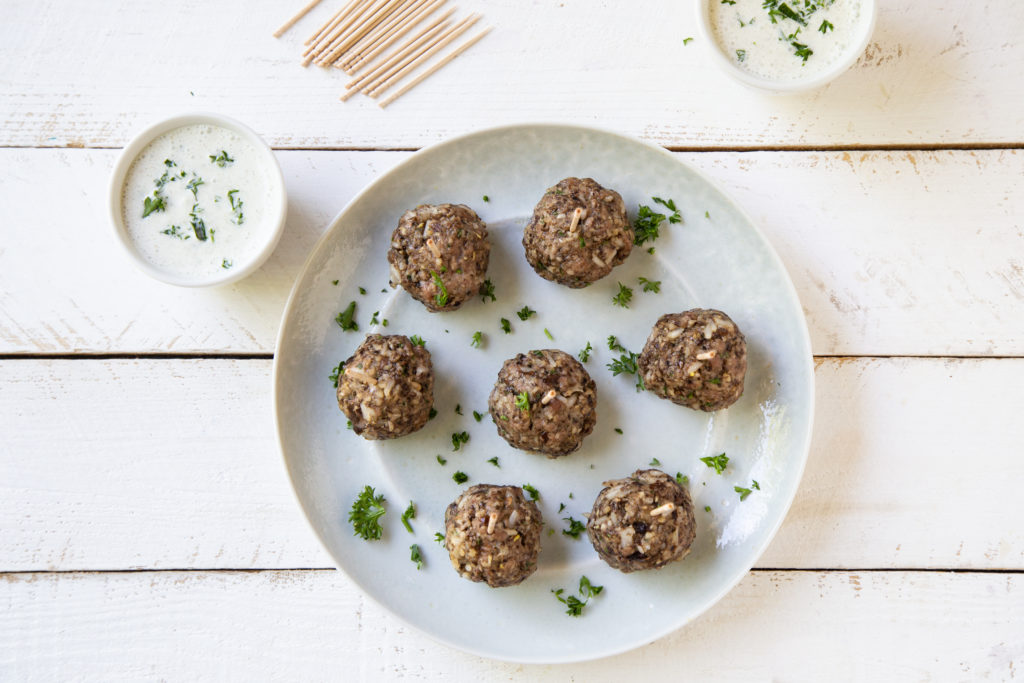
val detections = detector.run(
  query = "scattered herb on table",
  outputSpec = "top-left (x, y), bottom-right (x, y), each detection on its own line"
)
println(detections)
top-left (434, 532), bottom-right (446, 545)
top-left (348, 485), bottom-right (386, 540)
top-left (428, 407), bottom-right (437, 420)
top-left (752, 480), bottom-right (761, 490)
top-left (683, 36), bottom-right (694, 45)
top-left (650, 457), bottom-right (662, 466)
top-left (614, 427), bottom-right (623, 434)
top-left (607, 345), bottom-right (645, 391)
top-left (483, 195), bottom-right (490, 202)
top-left (369, 311), bottom-right (380, 326)
top-left (705, 505), bottom-right (712, 512)
top-left (329, 360), bottom-right (345, 387)
top-left (332, 280), bottom-right (339, 285)
top-left (633, 204), bottom-right (665, 246)
top-left (544, 328), bottom-right (554, 340)
top-left (676, 473), bottom-right (689, 486)
top-left (472, 410), bottom-right (484, 422)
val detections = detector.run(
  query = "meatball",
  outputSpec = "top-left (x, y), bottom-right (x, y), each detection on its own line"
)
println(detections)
top-left (444, 484), bottom-right (544, 587)
top-left (488, 349), bottom-right (597, 457)
top-left (336, 334), bottom-right (433, 440)
top-left (522, 177), bottom-right (632, 288)
top-left (639, 309), bottom-right (747, 412)
top-left (387, 203), bottom-right (490, 312)
top-left (587, 469), bottom-right (697, 573)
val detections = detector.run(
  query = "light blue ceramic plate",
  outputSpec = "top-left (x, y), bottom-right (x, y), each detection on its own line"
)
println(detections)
top-left (274, 124), bottom-right (814, 663)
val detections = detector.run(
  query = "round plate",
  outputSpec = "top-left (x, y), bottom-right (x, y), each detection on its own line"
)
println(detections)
top-left (273, 124), bottom-right (814, 663)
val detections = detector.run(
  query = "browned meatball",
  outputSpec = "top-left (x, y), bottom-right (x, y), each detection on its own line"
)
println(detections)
top-left (639, 309), bottom-right (747, 412)
top-left (488, 349), bottom-right (597, 457)
top-left (587, 469), bottom-right (696, 573)
top-left (522, 178), bottom-right (632, 288)
top-left (387, 204), bottom-right (490, 312)
top-left (336, 334), bottom-right (433, 440)
top-left (444, 484), bottom-right (544, 587)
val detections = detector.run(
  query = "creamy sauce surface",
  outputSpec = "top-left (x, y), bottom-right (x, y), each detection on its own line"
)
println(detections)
top-left (121, 124), bottom-right (273, 279)
top-left (709, 0), bottom-right (863, 81)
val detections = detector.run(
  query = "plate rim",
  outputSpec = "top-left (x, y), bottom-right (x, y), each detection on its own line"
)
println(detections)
top-left (272, 122), bottom-right (816, 663)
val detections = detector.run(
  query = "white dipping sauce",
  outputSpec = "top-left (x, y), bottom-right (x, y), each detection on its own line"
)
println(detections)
top-left (709, 0), bottom-right (863, 81)
top-left (121, 124), bottom-right (273, 279)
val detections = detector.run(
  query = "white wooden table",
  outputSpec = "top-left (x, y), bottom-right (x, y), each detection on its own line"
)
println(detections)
top-left (2, 0), bottom-right (1023, 679)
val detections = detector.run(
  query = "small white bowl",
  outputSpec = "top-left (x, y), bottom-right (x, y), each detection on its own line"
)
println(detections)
top-left (695, 0), bottom-right (877, 94)
top-left (108, 112), bottom-right (287, 287)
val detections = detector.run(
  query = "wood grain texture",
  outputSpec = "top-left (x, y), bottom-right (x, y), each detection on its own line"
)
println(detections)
top-left (2, 148), bottom-right (1023, 356)
top-left (2, 357), bottom-right (1022, 572)
top-left (2, 0), bottom-right (1023, 149)
top-left (2, 569), bottom-right (1021, 680)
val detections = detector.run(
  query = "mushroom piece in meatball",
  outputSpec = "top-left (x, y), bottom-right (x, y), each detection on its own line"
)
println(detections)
top-left (336, 334), bottom-right (434, 440)
top-left (488, 349), bottom-right (597, 457)
top-left (638, 309), bottom-right (747, 412)
top-left (587, 469), bottom-right (696, 573)
top-left (387, 203), bottom-right (490, 312)
top-left (522, 177), bottom-right (632, 288)
top-left (444, 484), bottom-right (544, 588)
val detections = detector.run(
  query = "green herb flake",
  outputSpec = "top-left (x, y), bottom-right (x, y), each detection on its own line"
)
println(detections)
top-left (409, 544), bottom-right (423, 569)
top-left (436, 454), bottom-right (447, 466)
top-left (452, 471), bottom-right (469, 484)
top-left (348, 485), bottom-right (386, 540)
top-left (515, 391), bottom-right (530, 412)
top-left (552, 576), bottom-right (604, 617)
top-left (479, 278), bottom-right (497, 302)
top-left (209, 150), bottom-right (234, 167)
top-left (487, 456), bottom-right (500, 467)
top-left (735, 485), bottom-right (753, 501)
top-left (335, 301), bottom-right (359, 331)
top-left (161, 225), bottom-right (186, 240)
top-left (578, 341), bottom-right (593, 363)
top-left (736, 48), bottom-right (747, 62)
top-left (819, 19), bottom-right (834, 33)
top-left (752, 480), bottom-right (761, 490)
top-left (142, 194), bottom-right (166, 218)
top-left (428, 407), bottom-right (438, 420)
top-left (329, 360), bottom-right (345, 388)
top-left (705, 505), bottom-right (712, 512)
top-left (332, 280), bottom-right (339, 286)
top-left (614, 427), bottom-right (623, 434)
top-left (612, 282), bottom-right (633, 308)
top-left (358, 286), bottom-right (366, 295)
top-left (683, 36), bottom-right (694, 45)
top-left (700, 453), bottom-right (730, 474)
top-left (649, 457), bottom-right (662, 466)
top-left (430, 271), bottom-right (449, 307)
top-left (483, 195), bottom-right (490, 202)
top-left (522, 483), bottom-right (540, 501)
top-left (369, 311), bottom-right (380, 326)
top-left (472, 410), bottom-right (484, 422)
top-left (633, 204), bottom-right (666, 246)
top-left (451, 431), bottom-right (470, 451)
top-left (516, 305), bottom-right (536, 321)
top-left (652, 196), bottom-right (682, 224)
top-left (401, 502), bottom-right (416, 533)
top-left (562, 516), bottom-right (586, 539)
top-left (638, 277), bottom-right (661, 293)
top-left (221, 258), bottom-right (232, 270)
top-left (434, 532), bottom-right (446, 545)
top-left (410, 334), bottom-right (426, 347)
top-left (471, 331), bottom-right (483, 348)
top-left (500, 318), bottom-right (512, 334)
top-left (676, 472), bottom-right (689, 486)
top-left (544, 328), bottom-right (554, 341)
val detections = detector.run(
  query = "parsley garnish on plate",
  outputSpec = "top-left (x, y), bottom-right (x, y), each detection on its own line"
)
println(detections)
top-left (612, 282), bottom-right (633, 308)
top-left (562, 517), bottom-right (586, 539)
top-left (500, 318), bottom-right (512, 334)
top-left (471, 331), bottom-right (483, 348)
top-left (522, 483), bottom-right (540, 501)
top-left (472, 410), bottom-right (485, 422)
top-left (409, 544), bottom-right (423, 569)
top-left (335, 301), bottom-right (358, 331)
top-left (410, 334), bottom-right (426, 347)
top-left (649, 457), bottom-right (662, 467)
top-left (487, 456), bottom-right (500, 467)
top-left (401, 502), bottom-right (416, 533)
top-left (348, 485), bottom-right (386, 540)
top-left (516, 305), bottom-right (536, 321)
top-left (479, 279), bottom-right (496, 302)
top-left (451, 431), bottom-right (470, 451)
top-left (700, 453), bottom-right (730, 474)
top-left (652, 196), bottom-right (682, 224)
top-left (452, 471), bottom-right (469, 484)
top-left (578, 341), bottom-right (593, 363)
top-left (735, 485), bottom-right (753, 501)
top-left (430, 271), bottom-right (449, 307)
top-left (552, 576), bottom-right (604, 617)
top-left (434, 532), bottom-right (446, 545)
top-left (638, 277), bottom-right (661, 293)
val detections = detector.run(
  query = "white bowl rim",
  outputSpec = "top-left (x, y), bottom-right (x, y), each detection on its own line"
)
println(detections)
top-left (107, 111), bottom-right (288, 288)
top-left (695, 0), bottom-right (878, 94)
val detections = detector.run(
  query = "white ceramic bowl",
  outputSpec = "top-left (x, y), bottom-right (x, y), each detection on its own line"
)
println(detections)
top-left (108, 112), bottom-right (287, 287)
top-left (695, 0), bottom-right (877, 94)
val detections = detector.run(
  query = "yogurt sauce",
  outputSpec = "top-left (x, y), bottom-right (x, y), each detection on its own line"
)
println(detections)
top-left (709, 0), bottom-right (863, 81)
top-left (121, 124), bottom-right (273, 279)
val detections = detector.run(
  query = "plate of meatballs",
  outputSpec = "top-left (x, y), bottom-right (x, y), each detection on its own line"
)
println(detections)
top-left (274, 123), bottom-right (814, 663)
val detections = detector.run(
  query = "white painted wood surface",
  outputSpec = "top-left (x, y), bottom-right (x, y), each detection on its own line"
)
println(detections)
top-left (2, 0), bottom-right (1024, 149)
top-left (2, 570), bottom-right (1021, 680)
top-left (3, 0), bottom-right (1023, 676)
top-left (3, 148), bottom-right (1023, 356)
top-left (2, 357), bottom-right (1022, 572)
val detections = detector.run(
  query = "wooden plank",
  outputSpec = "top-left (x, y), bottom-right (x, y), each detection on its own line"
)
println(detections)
top-left (2, 148), bottom-right (1023, 356)
top-left (1, 569), bottom-right (1021, 677)
top-left (2, 0), bottom-right (1023, 149)
top-left (2, 357), bottom-right (1022, 572)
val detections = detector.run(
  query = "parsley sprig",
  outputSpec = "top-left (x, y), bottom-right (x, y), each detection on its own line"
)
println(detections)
top-left (552, 576), bottom-right (604, 617)
top-left (348, 485), bottom-right (386, 540)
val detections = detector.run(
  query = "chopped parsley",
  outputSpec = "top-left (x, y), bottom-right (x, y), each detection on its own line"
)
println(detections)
top-left (409, 544), bottom-right (423, 569)
top-left (221, 258), bottom-right (232, 270)
top-left (649, 457), bottom-right (662, 466)
top-left (682, 36), bottom-right (694, 45)
top-left (819, 19), bottom-right (834, 33)
top-left (161, 225), bottom-right (187, 240)
top-left (487, 456), bottom-right (500, 467)
top-left (358, 286), bottom-right (366, 295)
top-left (516, 305), bottom-right (536, 321)
top-left (430, 271), bottom-right (449, 307)
top-left (451, 431), bottom-right (470, 451)
top-left (225, 189), bottom-right (244, 224)
top-left (700, 453), bottom-right (730, 474)
top-left (735, 485), bottom-right (753, 501)
top-left (552, 576), bottom-right (603, 617)
top-left (736, 48), bottom-right (747, 62)
top-left (544, 328), bottom-right (554, 340)
top-left (185, 175), bottom-right (204, 199)
top-left (676, 472), bottom-right (689, 486)
top-left (335, 301), bottom-right (358, 331)
top-left (410, 334), bottom-right (425, 347)
top-left (652, 196), bottom-right (682, 224)
top-left (612, 282), bottom-right (633, 308)
top-left (792, 41), bottom-right (813, 62)
top-left (454, 404), bottom-right (462, 415)
top-left (483, 195), bottom-right (490, 202)
top-left (522, 483), bottom-right (540, 501)
top-left (479, 279), bottom-right (496, 302)
top-left (348, 485), bottom-right (386, 540)
top-left (515, 391), bottom-right (530, 411)
top-left (638, 277), bottom-right (661, 293)
top-left (705, 505), bottom-right (712, 512)
top-left (500, 318), bottom-right (512, 334)
top-left (436, 454), bottom-right (447, 466)
top-left (401, 502), bottom-right (416, 533)
top-left (428, 407), bottom-right (438, 420)
top-left (142, 194), bottom-right (165, 218)
top-left (614, 427), bottom-right (623, 434)
top-left (332, 280), bottom-right (339, 285)
top-left (632, 204), bottom-right (665, 246)
top-left (607, 335), bottom-right (626, 352)
top-left (452, 471), bottom-right (469, 484)
top-left (607, 343), bottom-right (645, 391)
top-left (472, 410), bottom-right (484, 422)
top-left (188, 203), bottom-right (207, 241)
top-left (578, 341), bottom-right (593, 362)
top-left (328, 360), bottom-right (345, 387)
top-left (471, 331), bottom-right (483, 348)
top-left (209, 150), bottom-right (234, 167)
top-left (752, 480), bottom-right (761, 490)
top-left (562, 516), bottom-right (586, 539)
top-left (434, 532), bottom-right (446, 545)
top-left (369, 311), bottom-right (380, 326)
